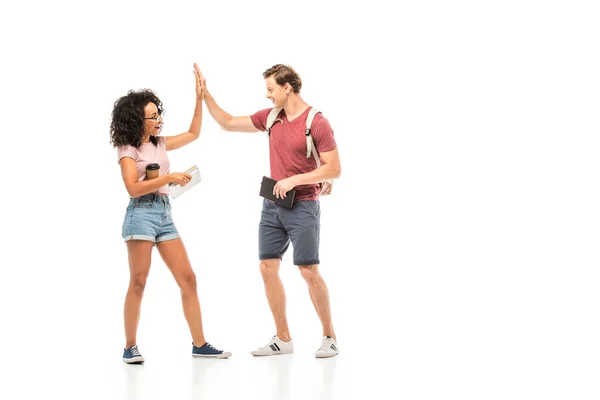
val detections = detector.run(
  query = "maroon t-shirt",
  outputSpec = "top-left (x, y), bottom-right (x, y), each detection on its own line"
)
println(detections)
top-left (251, 107), bottom-right (337, 201)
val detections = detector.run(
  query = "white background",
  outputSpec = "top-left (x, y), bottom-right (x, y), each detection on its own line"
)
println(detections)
top-left (1, 0), bottom-right (599, 399)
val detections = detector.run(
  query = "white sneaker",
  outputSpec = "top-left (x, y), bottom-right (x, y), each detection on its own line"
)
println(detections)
top-left (315, 336), bottom-right (339, 358)
top-left (251, 335), bottom-right (294, 356)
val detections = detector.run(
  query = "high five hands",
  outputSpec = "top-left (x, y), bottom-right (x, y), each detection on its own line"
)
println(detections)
top-left (193, 63), bottom-right (206, 101)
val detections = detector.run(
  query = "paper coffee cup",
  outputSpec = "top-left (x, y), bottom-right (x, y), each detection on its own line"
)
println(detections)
top-left (146, 163), bottom-right (160, 180)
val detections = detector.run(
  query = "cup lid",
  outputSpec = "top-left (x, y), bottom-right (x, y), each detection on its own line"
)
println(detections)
top-left (146, 163), bottom-right (160, 170)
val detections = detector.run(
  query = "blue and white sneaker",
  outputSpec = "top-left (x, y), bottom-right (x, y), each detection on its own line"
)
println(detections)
top-left (123, 345), bottom-right (145, 364)
top-left (192, 342), bottom-right (231, 359)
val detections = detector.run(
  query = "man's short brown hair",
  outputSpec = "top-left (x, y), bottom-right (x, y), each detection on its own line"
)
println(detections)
top-left (263, 64), bottom-right (302, 94)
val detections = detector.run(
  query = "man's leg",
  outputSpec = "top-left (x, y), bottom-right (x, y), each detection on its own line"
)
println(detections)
top-left (260, 258), bottom-right (291, 341)
top-left (257, 199), bottom-right (293, 344)
top-left (253, 200), bottom-right (295, 356)
top-left (298, 264), bottom-right (336, 339)
top-left (286, 200), bottom-right (338, 346)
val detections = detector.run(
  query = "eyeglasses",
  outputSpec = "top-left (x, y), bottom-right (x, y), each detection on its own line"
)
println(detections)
top-left (144, 114), bottom-right (164, 123)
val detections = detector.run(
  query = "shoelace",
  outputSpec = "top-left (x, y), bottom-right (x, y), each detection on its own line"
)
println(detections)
top-left (206, 343), bottom-right (220, 351)
top-left (130, 346), bottom-right (141, 356)
top-left (268, 337), bottom-right (279, 349)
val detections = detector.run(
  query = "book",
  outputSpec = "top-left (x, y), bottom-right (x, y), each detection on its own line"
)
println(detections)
top-left (169, 165), bottom-right (201, 199)
top-left (259, 176), bottom-right (295, 209)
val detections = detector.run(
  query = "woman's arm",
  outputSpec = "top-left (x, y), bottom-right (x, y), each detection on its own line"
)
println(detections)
top-left (120, 157), bottom-right (191, 197)
top-left (166, 64), bottom-right (206, 151)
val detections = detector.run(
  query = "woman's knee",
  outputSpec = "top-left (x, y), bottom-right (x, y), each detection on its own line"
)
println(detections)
top-left (179, 271), bottom-right (197, 294)
top-left (129, 273), bottom-right (148, 296)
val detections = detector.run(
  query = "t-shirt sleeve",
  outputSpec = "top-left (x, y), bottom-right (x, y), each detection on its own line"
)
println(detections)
top-left (311, 115), bottom-right (337, 153)
top-left (117, 145), bottom-right (137, 164)
top-left (250, 108), bottom-right (273, 132)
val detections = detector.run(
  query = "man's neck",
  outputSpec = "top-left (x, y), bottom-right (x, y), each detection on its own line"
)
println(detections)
top-left (283, 96), bottom-right (309, 121)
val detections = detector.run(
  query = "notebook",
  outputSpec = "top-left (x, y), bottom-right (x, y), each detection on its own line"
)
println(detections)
top-left (169, 165), bottom-right (201, 199)
top-left (259, 176), bottom-right (295, 209)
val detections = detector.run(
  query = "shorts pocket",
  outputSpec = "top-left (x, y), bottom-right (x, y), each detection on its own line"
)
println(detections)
top-left (308, 200), bottom-right (320, 218)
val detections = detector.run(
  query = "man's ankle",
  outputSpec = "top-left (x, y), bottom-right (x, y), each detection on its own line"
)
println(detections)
top-left (277, 334), bottom-right (292, 342)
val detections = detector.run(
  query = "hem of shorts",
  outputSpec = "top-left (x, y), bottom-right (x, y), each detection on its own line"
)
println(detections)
top-left (124, 234), bottom-right (155, 242)
top-left (155, 234), bottom-right (180, 243)
top-left (295, 259), bottom-right (320, 266)
top-left (259, 254), bottom-right (283, 260)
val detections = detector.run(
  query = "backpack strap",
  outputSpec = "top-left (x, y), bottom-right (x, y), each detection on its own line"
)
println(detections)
top-left (305, 108), bottom-right (321, 160)
top-left (267, 106), bottom-right (322, 167)
top-left (305, 108), bottom-right (334, 195)
top-left (266, 107), bottom-right (283, 135)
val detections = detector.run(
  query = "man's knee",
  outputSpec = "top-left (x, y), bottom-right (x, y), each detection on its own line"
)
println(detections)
top-left (298, 264), bottom-right (320, 283)
top-left (260, 259), bottom-right (280, 279)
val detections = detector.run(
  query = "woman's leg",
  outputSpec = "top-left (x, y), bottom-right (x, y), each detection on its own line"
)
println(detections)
top-left (156, 238), bottom-right (206, 346)
top-left (124, 240), bottom-right (154, 348)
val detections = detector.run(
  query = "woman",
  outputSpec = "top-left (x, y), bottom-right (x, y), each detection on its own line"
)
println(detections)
top-left (110, 64), bottom-right (230, 363)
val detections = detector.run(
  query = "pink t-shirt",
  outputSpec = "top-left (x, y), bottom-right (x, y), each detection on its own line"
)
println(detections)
top-left (117, 136), bottom-right (170, 196)
top-left (251, 107), bottom-right (336, 201)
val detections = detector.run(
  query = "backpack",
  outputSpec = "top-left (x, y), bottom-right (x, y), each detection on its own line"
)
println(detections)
top-left (265, 107), bottom-right (334, 195)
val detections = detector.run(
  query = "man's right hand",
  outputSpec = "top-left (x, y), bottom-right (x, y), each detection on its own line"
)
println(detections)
top-left (194, 64), bottom-right (260, 133)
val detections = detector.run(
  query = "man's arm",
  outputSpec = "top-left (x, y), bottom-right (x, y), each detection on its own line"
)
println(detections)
top-left (204, 91), bottom-right (259, 133)
top-left (273, 148), bottom-right (342, 199)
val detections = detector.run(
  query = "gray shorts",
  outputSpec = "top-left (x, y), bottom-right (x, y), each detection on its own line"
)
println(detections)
top-left (259, 199), bottom-right (320, 266)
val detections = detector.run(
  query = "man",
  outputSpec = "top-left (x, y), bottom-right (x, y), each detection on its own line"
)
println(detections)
top-left (199, 63), bottom-right (341, 358)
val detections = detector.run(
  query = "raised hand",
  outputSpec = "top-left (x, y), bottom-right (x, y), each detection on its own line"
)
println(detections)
top-left (193, 63), bottom-right (206, 101)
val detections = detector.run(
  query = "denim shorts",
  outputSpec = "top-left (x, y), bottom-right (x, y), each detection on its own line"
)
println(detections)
top-left (259, 199), bottom-right (320, 266)
top-left (122, 193), bottom-right (180, 243)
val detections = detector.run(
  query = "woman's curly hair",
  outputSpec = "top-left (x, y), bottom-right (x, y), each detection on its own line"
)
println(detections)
top-left (110, 89), bottom-right (164, 148)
